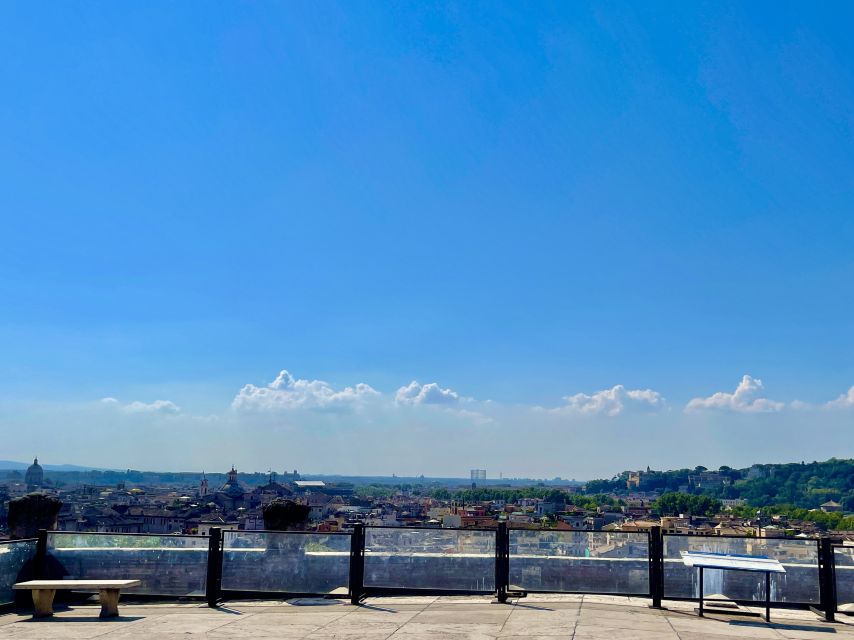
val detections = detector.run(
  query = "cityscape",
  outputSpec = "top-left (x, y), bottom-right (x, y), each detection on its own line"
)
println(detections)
top-left (3, 457), bottom-right (852, 540)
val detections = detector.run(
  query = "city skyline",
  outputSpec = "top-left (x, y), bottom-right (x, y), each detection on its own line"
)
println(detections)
top-left (2, 2), bottom-right (854, 477)
top-left (0, 451), bottom-right (848, 486)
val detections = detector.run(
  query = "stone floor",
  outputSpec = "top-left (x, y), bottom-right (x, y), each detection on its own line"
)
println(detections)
top-left (0, 595), bottom-right (852, 639)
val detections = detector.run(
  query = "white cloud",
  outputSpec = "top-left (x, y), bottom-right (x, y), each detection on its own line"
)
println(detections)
top-left (232, 369), bottom-right (380, 412)
top-left (824, 386), bottom-right (854, 409)
top-left (393, 380), bottom-right (493, 423)
top-left (547, 385), bottom-right (664, 417)
top-left (125, 399), bottom-right (181, 414)
top-left (395, 381), bottom-right (461, 406)
top-left (685, 375), bottom-right (784, 413)
top-left (100, 397), bottom-right (181, 414)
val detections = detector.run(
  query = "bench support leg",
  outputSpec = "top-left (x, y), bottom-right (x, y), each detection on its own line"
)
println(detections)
top-left (99, 589), bottom-right (121, 618)
top-left (32, 589), bottom-right (56, 618)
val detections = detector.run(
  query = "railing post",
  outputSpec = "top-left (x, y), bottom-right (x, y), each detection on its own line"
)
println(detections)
top-left (349, 523), bottom-right (365, 605)
top-left (812, 537), bottom-right (837, 622)
top-left (35, 529), bottom-right (48, 580)
top-left (206, 527), bottom-right (223, 608)
top-left (495, 522), bottom-right (509, 603)
top-left (648, 526), bottom-right (664, 609)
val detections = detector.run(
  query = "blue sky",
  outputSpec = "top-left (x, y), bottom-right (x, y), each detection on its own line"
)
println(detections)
top-left (1, 1), bottom-right (853, 478)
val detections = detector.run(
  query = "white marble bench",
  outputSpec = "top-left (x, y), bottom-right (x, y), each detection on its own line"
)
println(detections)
top-left (13, 579), bottom-right (142, 618)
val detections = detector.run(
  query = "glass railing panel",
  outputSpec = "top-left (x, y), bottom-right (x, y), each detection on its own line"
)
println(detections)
top-left (364, 527), bottom-right (495, 592)
top-left (0, 540), bottom-right (38, 605)
top-left (46, 532), bottom-right (208, 596)
top-left (663, 535), bottom-right (819, 604)
top-left (834, 545), bottom-right (854, 608)
top-left (509, 530), bottom-right (649, 594)
top-left (221, 530), bottom-right (351, 594)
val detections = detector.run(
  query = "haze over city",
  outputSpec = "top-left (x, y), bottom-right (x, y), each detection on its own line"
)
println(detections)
top-left (2, 2), bottom-right (854, 477)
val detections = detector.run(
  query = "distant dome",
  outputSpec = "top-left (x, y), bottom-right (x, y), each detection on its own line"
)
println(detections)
top-left (25, 457), bottom-right (44, 488)
top-left (219, 466), bottom-right (245, 498)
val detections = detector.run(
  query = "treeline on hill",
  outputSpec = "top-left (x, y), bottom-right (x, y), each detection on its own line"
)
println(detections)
top-left (653, 493), bottom-right (720, 517)
top-left (355, 483), bottom-right (854, 530)
top-left (355, 484), bottom-right (619, 509)
top-left (9, 468), bottom-right (295, 489)
top-left (436, 487), bottom-right (619, 508)
top-left (586, 458), bottom-right (854, 511)
top-left (651, 494), bottom-right (854, 529)
top-left (727, 503), bottom-right (854, 530)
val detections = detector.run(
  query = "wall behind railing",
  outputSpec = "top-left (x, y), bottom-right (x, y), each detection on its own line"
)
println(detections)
top-left (510, 530), bottom-right (650, 594)
top-left (0, 540), bottom-right (37, 606)
top-left (222, 530), bottom-right (351, 594)
top-left (835, 546), bottom-right (854, 608)
top-left (663, 535), bottom-right (820, 604)
top-left (46, 532), bottom-right (208, 596)
top-left (364, 527), bottom-right (496, 592)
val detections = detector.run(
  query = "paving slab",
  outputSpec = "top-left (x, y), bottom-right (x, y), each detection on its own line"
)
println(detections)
top-left (667, 616), bottom-right (784, 638)
top-left (360, 596), bottom-right (438, 606)
top-left (304, 619), bottom-right (403, 637)
top-left (93, 611), bottom-right (235, 638)
top-left (409, 608), bottom-right (510, 625)
top-left (498, 636), bottom-right (568, 640)
top-left (343, 609), bottom-right (422, 624)
top-left (386, 623), bottom-right (498, 640)
top-left (1, 595), bottom-right (849, 639)
top-left (574, 631), bottom-right (679, 640)
top-left (206, 622), bottom-right (321, 639)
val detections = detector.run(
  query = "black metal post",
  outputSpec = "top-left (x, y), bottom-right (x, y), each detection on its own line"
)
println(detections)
top-left (811, 537), bottom-right (837, 622)
top-left (35, 529), bottom-right (48, 580)
top-left (349, 523), bottom-right (365, 605)
top-left (698, 566), bottom-right (704, 617)
top-left (765, 571), bottom-right (771, 622)
top-left (206, 527), bottom-right (223, 608)
top-left (648, 526), bottom-right (664, 609)
top-left (495, 522), bottom-right (509, 603)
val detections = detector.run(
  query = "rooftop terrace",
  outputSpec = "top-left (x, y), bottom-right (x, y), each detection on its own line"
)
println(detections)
top-left (1, 594), bottom-right (853, 639)
top-left (1, 526), bottom-right (852, 638)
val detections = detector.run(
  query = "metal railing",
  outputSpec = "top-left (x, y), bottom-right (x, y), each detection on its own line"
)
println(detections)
top-left (1, 526), bottom-right (846, 619)
top-left (44, 531), bottom-right (209, 597)
top-left (509, 528), bottom-right (650, 596)
top-left (221, 529), bottom-right (351, 596)
top-left (662, 533), bottom-right (821, 605)
top-left (363, 525), bottom-right (497, 594)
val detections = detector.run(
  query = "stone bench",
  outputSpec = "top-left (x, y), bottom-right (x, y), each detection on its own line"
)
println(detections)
top-left (13, 579), bottom-right (142, 618)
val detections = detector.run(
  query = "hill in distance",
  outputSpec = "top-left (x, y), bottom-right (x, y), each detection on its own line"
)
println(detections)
top-left (0, 460), bottom-right (111, 472)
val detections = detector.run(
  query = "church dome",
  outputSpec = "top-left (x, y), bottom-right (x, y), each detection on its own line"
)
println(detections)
top-left (25, 457), bottom-right (44, 488)
top-left (219, 466), bottom-right (245, 498)
top-left (222, 481), bottom-right (245, 498)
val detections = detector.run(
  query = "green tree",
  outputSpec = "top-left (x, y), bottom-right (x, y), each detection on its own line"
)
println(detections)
top-left (263, 500), bottom-right (310, 531)
top-left (654, 493), bottom-right (720, 517)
